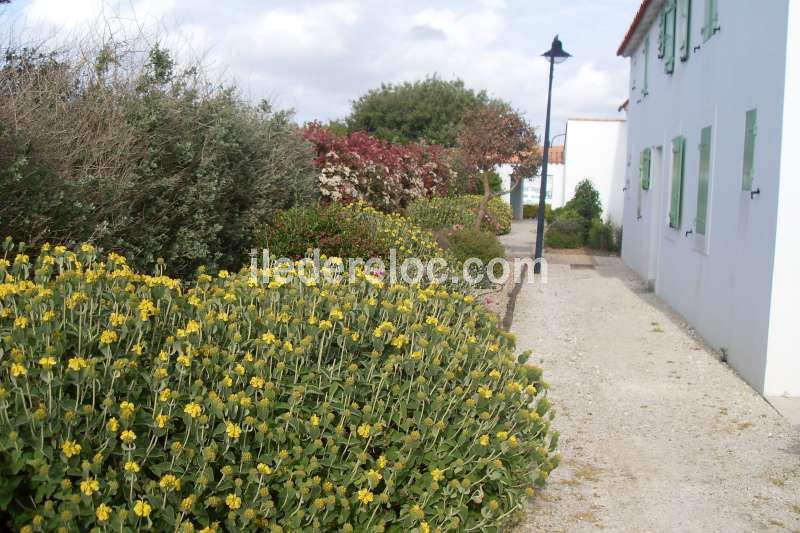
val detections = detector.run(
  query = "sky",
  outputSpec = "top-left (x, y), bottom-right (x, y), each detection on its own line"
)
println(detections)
top-left (1, 0), bottom-right (640, 137)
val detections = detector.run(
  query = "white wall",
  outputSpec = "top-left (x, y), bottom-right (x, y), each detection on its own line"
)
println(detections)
top-left (498, 164), bottom-right (564, 207)
top-left (620, 0), bottom-right (793, 394)
top-left (765, 0), bottom-right (800, 397)
top-left (563, 119), bottom-right (628, 224)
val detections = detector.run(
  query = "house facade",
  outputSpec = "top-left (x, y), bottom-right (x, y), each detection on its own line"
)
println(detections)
top-left (618, 0), bottom-right (799, 396)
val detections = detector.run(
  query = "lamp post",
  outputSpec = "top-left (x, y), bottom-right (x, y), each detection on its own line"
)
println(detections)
top-left (534, 35), bottom-right (571, 274)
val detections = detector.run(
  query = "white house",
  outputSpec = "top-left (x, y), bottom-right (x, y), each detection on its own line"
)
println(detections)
top-left (562, 118), bottom-right (627, 224)
top-left (618, 0), bottom-right (799, 397)
top-left (502, 147), bottom-right (564, 218)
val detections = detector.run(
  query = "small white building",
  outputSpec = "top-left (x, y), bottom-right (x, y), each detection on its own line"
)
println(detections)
top-left (618, 0), bottom-right (799, 396)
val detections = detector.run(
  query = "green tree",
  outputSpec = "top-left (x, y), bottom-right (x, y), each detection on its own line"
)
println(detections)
top-left (346, 76), bottom-right (488, 146)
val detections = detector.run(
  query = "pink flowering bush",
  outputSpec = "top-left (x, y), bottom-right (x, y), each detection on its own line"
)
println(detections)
top-left (304, 124), bottom-right (454, 211)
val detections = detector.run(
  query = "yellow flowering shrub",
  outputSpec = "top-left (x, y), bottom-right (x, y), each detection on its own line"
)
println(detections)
top-left (0, 241), bottom-right (558, 531)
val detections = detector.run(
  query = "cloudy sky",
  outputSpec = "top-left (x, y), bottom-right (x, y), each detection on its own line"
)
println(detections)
top-left (2, 0), bottom-right (639, 135)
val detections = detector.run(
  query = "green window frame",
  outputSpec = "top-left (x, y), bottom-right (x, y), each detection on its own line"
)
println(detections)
top-left (641, 148), bottom-right (652, 190)
top-left (678, 0), bottom-right (692, 61)
top-left (642, 37), bottom-right (650, 96)
top-left (669, 136), bottom-right (685, 229)
top-left (696, 126), bottom-right (711, 235)
top-left (664, 0), bottom-right (677, 74)
top-left (658, 11), bottom-right (667, 58)
top-left (742, 109), bottom-right (757, 191)
top-left (702, 0), bottom-right (719, 42)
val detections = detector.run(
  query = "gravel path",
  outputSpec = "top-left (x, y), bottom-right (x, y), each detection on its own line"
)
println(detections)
top-left (505, 224), bottom-right (800, 532)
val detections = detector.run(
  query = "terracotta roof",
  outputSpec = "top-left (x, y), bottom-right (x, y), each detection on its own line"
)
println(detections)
top-left (617, 0), bottom-right (665, 57)
top-left (547, 146), bottom-right (565, 165)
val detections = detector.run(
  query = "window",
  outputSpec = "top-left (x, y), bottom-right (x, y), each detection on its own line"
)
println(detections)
top-left (696, 126), bottom-right (711, 235)
top-left (669, 136), bottom-right (685, 229)
top-left (742, 109), bottom-right (757, 191)
top-left (642, 37), bottom-right (650, 96)
top-left (641, 148), bottom-right (652, 190)
top-left (702, 0), bottom-right (719, 42)
top-left (663, 0), bottom-right (677, 74)
top-left (678, 0), bottom-right (692, 61)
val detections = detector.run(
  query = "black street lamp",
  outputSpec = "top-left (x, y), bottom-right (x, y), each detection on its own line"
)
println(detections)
top-left (534, 35), bottom-right (571, 274)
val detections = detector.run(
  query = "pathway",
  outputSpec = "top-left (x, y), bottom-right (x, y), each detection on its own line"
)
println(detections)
top-left (502, 222), bottom-right (800, 532)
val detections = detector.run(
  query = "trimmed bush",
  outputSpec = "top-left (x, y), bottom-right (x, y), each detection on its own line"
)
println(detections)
top-left (523, 203), bottom-right (552, 223)
top-left (441, 227), bottom-right (506, 283)
top-left (565, 180), bottom-right (602, 224)
top-left (587, 219), bottom-right (619, 252)
top-left (407, 195), bottom-right (511, 235)
top-left (545, 217), bottom-right (585, 249)
top-left (0, 241), bottom-right (559, 532)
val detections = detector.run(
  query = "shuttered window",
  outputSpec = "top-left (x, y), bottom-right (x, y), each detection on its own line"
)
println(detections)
top-left (669, 136), bottom-right (685, 229)
top-left (742, 109), bottom-right (757, 191)
top-left (658, 11), bottom-right (667, 58)
top-left (664, 0), bottom-right (677, 74)
top-left (642, 37), bottom-right (650, 96)
top-left (702, 0), bottom-right (719, 42)
top-left (696, 126), bottom-right (711, 235)
top-left (641, 148), bottom-right (652, 190)
top-left (678, 0), bottom-right (692, 61)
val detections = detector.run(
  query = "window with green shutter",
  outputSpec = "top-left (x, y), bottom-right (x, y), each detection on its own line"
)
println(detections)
top-left (678, 0), bottom-right (692, 61)
top-left (742, 109), bottom-right (757, 191)
top-left (664, 0), bottom-right (677, 74)
top-left (658, 11), bottom-right (667, 58)
top-left (669, 136), bottom-right (685, 229)
top-left (642, 37), bottom-right (650, 96)
top-left (696, 126), bottom-right (711, 235)
top-left (641, 148), bottom-right (652, 190)
top-left (702, 0), bottom-right (719, 42)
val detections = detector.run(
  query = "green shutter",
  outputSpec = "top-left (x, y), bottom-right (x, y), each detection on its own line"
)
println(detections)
top-left (703, 0), bottom-right (718, 42)
top-left (641, 148), bottom-right (652, 190)
top-left (642, 37), bottom-right (650, 96)
top-left (669, 136), bottom-right (685, 229)
top-left (658, 11), bottom-right (667, 58)
top-left (664, 0), bottom-right (677, 74)
top-left (696, 126), bottom-right (711, 235)
top-left (679, 0), bottom-right (692, 61)
top-left (742, 109), bottom-right (757, 191)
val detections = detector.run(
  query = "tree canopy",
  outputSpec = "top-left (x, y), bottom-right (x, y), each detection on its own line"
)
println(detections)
top-left (346, 76), bottom-right (488, 147)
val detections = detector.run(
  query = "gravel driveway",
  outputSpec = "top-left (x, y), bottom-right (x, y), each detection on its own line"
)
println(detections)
top-left (509, 240), bottom-right (800, 531)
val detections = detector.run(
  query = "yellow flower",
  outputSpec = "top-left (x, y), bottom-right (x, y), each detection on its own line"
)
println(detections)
top-left (124, 461), bottom-right (140, 474)
top-left (67, 357), bottom-right (88, 371)
top-left (13, 316), bottom-right (28, 329)
top-left (133, 499), bottom-right (151, 517)
top-left (377, 455), bottom-right (388, 469)
top-left (80, 478), bottom-right (100, 496)
top-left (261, 332), bottom-right (276, 344)
top-left (496, 431), bottom-right (509, 440)
top-left (184, 402), bottom-right (202, 418)
top-left (155, 414), bottom-right (169, 428)
top-left (38, 357), bottom-right (57, 369)
top-left (225, 421), bottom-right (242, 439)
top-left (10, 363), bottom-right (26, 377)
top-left (99, 330), bottom-right (118, 344)
top-left (106, 417), bottom-right (119, 432)
top-left (159, 388), bottom-right (172, 402)
top-left (420, 522), bottom-right (431, 533)
top-left (366, 469), bottom-right (382, 485)
top-left (61, 440), bottom-right (81, 458)
top-left (249, 376), bottom-right (265, 389)
top-left (120, 401), bottom-right (135, 418)
top-left (357, 488), bottom-right (374, 505)
top-left (120, 430), bottom-right (136, 444)
top-left (329, 308), bottom-right (344, 320)
top-left (282, 340), bottom-right (293, 352)
top-left (225, 493), bottom-right (242, 510)
top-left (310, 414), bottom-right (320, 427)
top-left (431, 468), bottom-right (444, 482)
top-left (479, 434), bottom-right (490, 446)
top-left (319, 320), bottom-right (333, 330)
top-left (109, 313), bottom-right (126, 326)
top-left (357, 424), bottom-right (371, 438)
top-left (477, 386), bottom-right (493, 400)
top-left (96, 503), bottom-right (112, 522)
top-left (159, 474), bottom-right (179, 491)
top-left (256, 463), bottom-right (272, 475)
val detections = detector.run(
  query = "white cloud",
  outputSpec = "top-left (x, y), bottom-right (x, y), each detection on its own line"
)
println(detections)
top-left (8, 0), bottom-right (637, 131)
